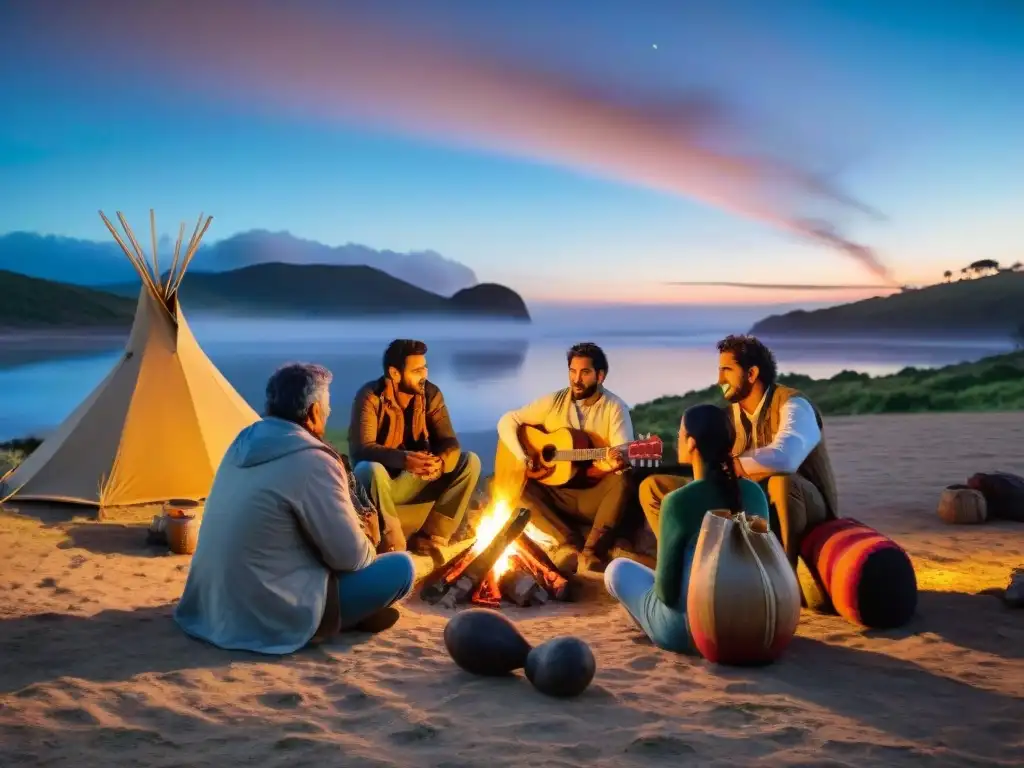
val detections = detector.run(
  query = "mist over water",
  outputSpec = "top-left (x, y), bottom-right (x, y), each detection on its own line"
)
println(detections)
top-left (0, 307), bottom-right (1013, 443)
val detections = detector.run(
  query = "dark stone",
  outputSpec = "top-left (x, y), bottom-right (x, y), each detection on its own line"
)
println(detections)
top-left (525, 636), bottom-right (596, 698)
top-left (443, 608), bottom-right (532, 676)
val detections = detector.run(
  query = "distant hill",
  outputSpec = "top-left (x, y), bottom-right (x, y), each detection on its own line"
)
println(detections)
top-left (449, 283), bottom-right (531, 320)
top-left (0, 229), bottom-right (478, 297)
top-left (102, 262), bottom-right (531, 320)
top-left (0, 269), bottom-right (135, 328)
top-left (750, 273), bottom-right (1024, 338)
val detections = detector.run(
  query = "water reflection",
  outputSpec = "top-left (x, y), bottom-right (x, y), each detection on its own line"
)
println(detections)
top-left (0, 314), bottom-right (1013, 443)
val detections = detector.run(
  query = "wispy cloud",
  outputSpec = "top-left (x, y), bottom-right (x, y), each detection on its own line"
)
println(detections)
top-left (15, 0), bottom-right (893, 282)
top-left (668, 281), bottom-right (903, 291)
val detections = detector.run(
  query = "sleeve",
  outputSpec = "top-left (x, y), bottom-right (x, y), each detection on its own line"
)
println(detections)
top-left (607, 400), bottom-right (635, 448)
top-left (426, 388), bottom-right (461, 468)
top-left (348, 386), bottom-right (406, 470)
top-left (654, 511), bottom-right (688, 607)
top-left (293, 450), bottom-right (375, 573)
top-left (738, 397), bottom-right (821, 476)
top-left (496, 392), bottom-right (557, 461)
top-left (653, 484), bottom-right (701, 607)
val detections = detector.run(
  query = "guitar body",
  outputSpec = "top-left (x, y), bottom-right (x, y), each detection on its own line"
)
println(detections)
top-left (491, 423), bottom-right (662, 492)
top-left (518, 424), bottom-right (594, 486)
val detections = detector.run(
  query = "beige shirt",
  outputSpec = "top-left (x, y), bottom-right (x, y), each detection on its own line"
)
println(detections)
top-left (497, 387), bottom-right (634, 462)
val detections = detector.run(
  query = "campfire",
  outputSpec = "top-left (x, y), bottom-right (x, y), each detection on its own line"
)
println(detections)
top-left (420, 499), bottom-right (571, 609)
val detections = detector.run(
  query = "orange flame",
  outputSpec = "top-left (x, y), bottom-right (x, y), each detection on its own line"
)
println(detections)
top-left (471, 498), bottom-right (556, 579)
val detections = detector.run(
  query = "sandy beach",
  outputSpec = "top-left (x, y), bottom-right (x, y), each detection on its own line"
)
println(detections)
top-left (1, 411), bottom-right (1022, 767)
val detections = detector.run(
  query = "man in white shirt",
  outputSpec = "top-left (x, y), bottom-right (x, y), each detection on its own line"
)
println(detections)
top-left (638, 335), bottom-right (839, 607)
top-left (496, 343), bottom-right (634, 574)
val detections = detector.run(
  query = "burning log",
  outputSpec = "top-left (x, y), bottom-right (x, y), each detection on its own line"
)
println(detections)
top-left (471, 572), bottom-right (502, 608)
top-left (515, 532), bottom-right (569, 600)
top-left (499, 563), bottom-right (550, 607)
top-left (420, 507), bottom-right (532, 606)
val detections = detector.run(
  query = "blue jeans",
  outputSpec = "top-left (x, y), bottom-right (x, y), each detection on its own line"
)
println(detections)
top-left (337, 551), bottom-right (415, 630)
top-left (604, 540), bottom-right (697, 655)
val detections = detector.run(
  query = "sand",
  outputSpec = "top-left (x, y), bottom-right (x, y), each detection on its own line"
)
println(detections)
top-left (1, 411), bottom-right (1023, 767)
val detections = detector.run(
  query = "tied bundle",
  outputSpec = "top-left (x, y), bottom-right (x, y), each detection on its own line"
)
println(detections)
top-left (687, 510), bottom-right (801, 666)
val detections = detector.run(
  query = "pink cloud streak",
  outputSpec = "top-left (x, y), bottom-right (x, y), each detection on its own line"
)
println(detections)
top-left (20, 0), bottom-right (894, 282)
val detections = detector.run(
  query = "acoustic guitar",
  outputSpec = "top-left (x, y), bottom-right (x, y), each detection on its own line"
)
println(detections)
top-left (496, 424), bottom-right (664, 488)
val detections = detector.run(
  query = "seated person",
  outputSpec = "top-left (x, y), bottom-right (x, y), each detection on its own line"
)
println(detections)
top-left (639, 335), bottom-right (838, 606)
top-left (496, 342), bottom-right (633, 574)
top-left (349, 339), bottom-right (481, 555)
top-left (605, 404), bottom-right (769, 653)
top-left (174, 363), bottom-right (415, 655)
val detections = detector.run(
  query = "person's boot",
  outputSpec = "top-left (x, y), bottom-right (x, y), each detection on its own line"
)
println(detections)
top-left (550, 544), bottom-right (580, 575)
top-left (580, 525), bottom-right (613, 573)
top-left (407, 532), bottom-right (446, 555)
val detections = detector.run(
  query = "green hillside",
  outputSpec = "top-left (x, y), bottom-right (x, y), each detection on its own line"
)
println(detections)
top-left (631, 350), bottom-right (1024, 460)
top-left (751, 272), bottom-right (1024, 338)
top-left (0, 269), bottom-right (135, 328)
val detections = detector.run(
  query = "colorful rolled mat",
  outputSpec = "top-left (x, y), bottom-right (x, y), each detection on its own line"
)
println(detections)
top-left (801, 518), bottom-right (918, 629)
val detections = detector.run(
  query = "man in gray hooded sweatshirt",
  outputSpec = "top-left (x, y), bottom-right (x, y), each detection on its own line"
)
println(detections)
top-left (175, 363), bottom-right (415, 655)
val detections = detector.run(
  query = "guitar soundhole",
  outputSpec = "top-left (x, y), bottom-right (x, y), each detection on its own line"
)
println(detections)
top-left (540, 444), bottom-right (557, 462)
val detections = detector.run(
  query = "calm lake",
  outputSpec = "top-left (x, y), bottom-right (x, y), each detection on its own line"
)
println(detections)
top-left (0, 304), bottom-right (1012, 448)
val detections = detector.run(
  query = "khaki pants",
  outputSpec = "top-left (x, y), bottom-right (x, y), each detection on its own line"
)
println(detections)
top-left (638, 473), bottom-right (690, 541)
top-left (518, 472), bottom-right (632, 555)
top-left (762, 474), bottom-right (835, 612)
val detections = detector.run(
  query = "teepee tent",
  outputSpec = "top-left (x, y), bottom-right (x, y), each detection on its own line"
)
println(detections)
top-left (1, 210), bottom-right (259, 507)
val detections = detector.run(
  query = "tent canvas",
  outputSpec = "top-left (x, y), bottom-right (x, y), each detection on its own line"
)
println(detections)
top-left (0, 210), bottom-right (259, 507)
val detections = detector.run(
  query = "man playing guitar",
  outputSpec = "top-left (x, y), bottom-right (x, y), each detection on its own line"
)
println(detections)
top-left (496, 342), bottom-right (634, 574)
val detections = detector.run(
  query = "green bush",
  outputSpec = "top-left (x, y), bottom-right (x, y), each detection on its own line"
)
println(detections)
top-left (630, 350), bottom-right (1024, 438)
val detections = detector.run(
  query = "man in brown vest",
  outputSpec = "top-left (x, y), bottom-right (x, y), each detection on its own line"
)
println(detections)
top-left (638, 334), bottom-right (839, 608)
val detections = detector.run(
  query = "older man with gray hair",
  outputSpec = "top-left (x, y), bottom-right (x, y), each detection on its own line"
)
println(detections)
top-left (175, 362), bottom-right (415, 655)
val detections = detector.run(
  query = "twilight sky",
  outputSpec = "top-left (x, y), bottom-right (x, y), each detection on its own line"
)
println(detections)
top-left (0, 0), bottom-right (1021, 305)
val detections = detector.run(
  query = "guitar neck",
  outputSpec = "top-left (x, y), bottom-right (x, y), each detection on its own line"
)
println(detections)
top-left (552, 444), bottom-right (622, 462)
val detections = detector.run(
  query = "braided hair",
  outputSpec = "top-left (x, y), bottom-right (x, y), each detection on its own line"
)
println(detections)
top-left (682, 404), bottom-right (743, 514)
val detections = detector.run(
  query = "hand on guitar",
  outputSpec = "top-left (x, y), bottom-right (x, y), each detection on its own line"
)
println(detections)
top-left (521, 454), bottom-right (542, 477)
top-left (405, 451), bottom-right (443, 480)
top-left (594, 447), bottom-right (627, 474)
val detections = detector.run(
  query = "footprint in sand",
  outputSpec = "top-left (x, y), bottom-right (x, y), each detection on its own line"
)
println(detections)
top-left (51, 707), bottom-right (100, 725)
top-left (766, 726), bottom-right (810, 746)
top-left (69, 555), bottom-right (88, 569)
top-left (37, 577), bottom-right (58, 588)
top-left (625, 735), bottom-right (697, 757)
top-left (558, 742), bottom-right (602, 760)
top-left (284, 720), bottom-right (324, 734)
top-left (389, 723), bottom-right (440, 744)
top-left (822, 740), bottom-right (921, 760)
top-left (708, 703), bottom-right (760, 726)
top-left (628, 654), bottom-right (660, 671)
top-left (722, 682), bottom-right (759, 695)
top-left (259, 691), bottom-right (305, 709)
top-left (273, 735), bottom-right (320, 751)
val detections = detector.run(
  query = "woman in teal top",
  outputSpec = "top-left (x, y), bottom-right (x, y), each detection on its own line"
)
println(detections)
top-left (604, 404), bottom-right (770, 653)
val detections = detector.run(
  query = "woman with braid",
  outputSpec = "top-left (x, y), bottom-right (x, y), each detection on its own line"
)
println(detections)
top-left (604, 404), bottom-right (770, 653)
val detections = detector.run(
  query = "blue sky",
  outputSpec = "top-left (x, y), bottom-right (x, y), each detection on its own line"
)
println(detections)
top-left (1, 0), bottom-right (1021, 304)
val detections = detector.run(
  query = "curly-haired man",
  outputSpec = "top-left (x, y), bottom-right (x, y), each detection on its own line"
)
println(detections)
top-left (639, 334), bottom-right (839, 608)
